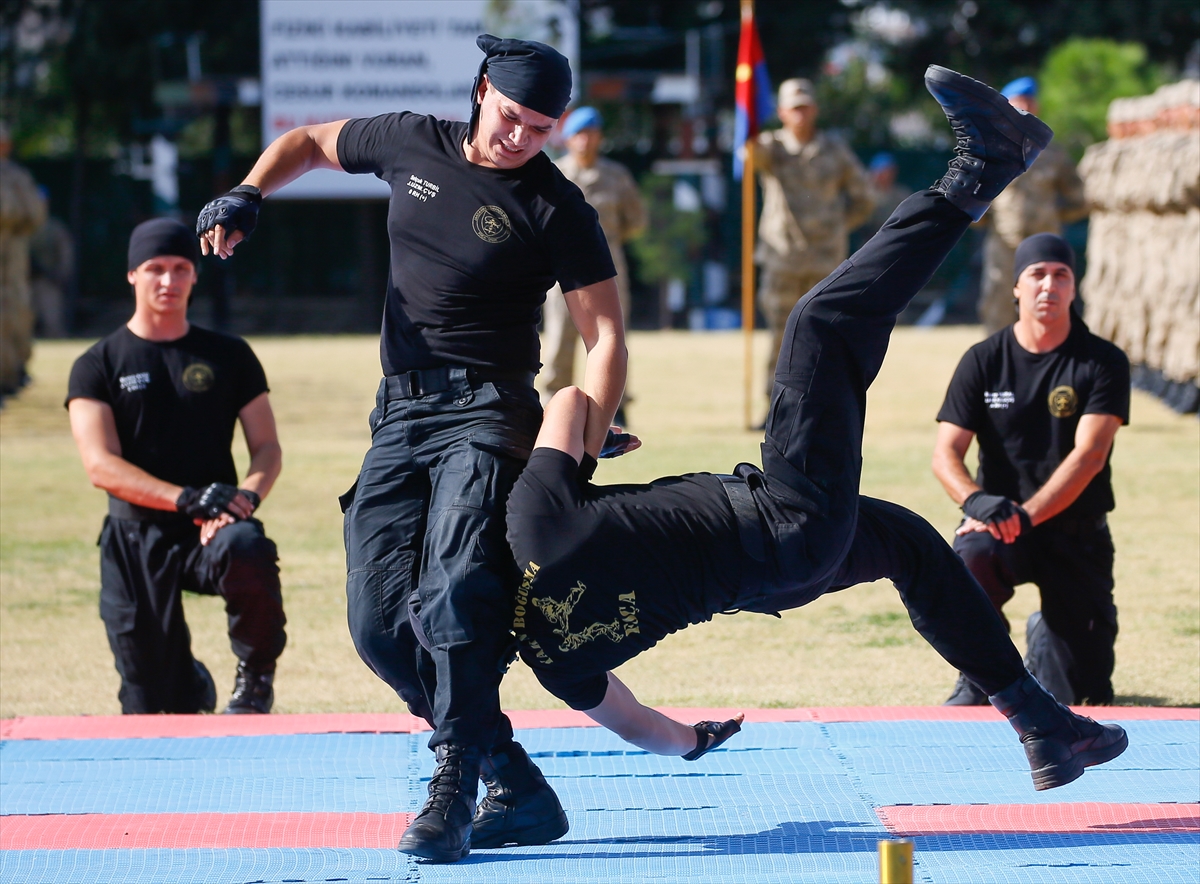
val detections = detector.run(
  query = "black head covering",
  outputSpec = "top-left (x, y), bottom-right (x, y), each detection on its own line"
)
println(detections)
top-left (469, 34), bottom-right (572, 138)
top-left (127, 218), bottom-right (199, 271)
top-left (1013, 233), bottom-right (1075, 283)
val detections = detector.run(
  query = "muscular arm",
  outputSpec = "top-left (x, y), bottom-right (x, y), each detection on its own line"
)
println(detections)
top-left (236, 393), bottom-right (282, 500)
top-left (931, 420), bottom-right (979, 506)
top-left (933, 420), bottom-right (1021, 544)
top-left (197, 393), bottom-right (282, 545)
top-left (68, 398), bottom-right (182, 510)
top-left (585, 672), bottom-right (699, 756)
top-left (563, 277), bottom-right (628, 458)
top-left (201, 120), bottom-right (346, 258)
top-left (1022, 413), bottom-right (1121, 526)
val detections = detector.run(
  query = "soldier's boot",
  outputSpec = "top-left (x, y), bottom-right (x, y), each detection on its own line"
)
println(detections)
top-left (223, 662), bottom-right (274, 714)
top-left (398, 743), bottom-right (483, 863)
top-left (472, 741), bottom-right (569, 848)
top-left (193, 660), bottom-right (217, 714)
top-left (990, 672), bottom-right (1128, 791)
top-left (924, 65), bottom-right (1054, 221)
top-left (943, 672), bottom-right (990, 706)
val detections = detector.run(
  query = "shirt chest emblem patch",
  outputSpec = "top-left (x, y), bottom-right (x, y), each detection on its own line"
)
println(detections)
top-left (1048, 385), bottom-right (1078, 418)
top-left (118, 372), bottom-right (151, 392)
top-left (472, 205), bottom-right (511, 243)
top-left (182, 363), bottom-right (215, 393)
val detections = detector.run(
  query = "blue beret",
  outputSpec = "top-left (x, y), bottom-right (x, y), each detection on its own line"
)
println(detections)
top-left (1001, 76), bottom-right (1038, 99)
top-left (868, 152), bottom-right (896, 173)
top-left (563, 107), bottom-right (603, 137)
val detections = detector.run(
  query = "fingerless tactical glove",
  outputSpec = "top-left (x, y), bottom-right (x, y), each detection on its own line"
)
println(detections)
top-left (176, 483), bottom-right (242, 520)
top-left (682, 717), bottom-right (742, 761)
top-left (196, 185), bottom-right (262, 242)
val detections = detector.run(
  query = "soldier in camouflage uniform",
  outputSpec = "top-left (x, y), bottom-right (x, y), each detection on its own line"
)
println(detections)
top-left (540, 107), bottom-right (646, 421)
top-left (978, 78), bottom-right (1088, 335)
top-left (0, 122), bottom-right (48, 397)
top-left (755, 79), bottom-right (873, 396)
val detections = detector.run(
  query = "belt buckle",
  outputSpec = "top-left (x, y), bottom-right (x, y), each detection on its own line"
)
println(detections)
top-left (406, 370), bottom-right (423, 398)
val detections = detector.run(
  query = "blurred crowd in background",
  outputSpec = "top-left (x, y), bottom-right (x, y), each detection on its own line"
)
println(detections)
top-left (1, 0), bottom-right (1198, 407)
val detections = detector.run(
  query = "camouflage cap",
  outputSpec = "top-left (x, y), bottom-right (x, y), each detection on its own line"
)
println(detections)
top-left (778, 78), bottom-right (817, 109)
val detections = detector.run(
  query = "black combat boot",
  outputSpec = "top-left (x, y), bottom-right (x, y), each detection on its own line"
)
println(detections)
top-left (924, 65), bottom-right (1054, 221)
top-left (943, 672), bottom-right (989, 706)
top-left (398, 743), bottom-right (483, 862)
top-left (472, 741), bottom-right (569, 849)
top-left (990, 672), bottom-right (1128, 791)
top-left (223, 662), bottom-right (274, 714)
top-left (193, 659), bottom-right (217, 713)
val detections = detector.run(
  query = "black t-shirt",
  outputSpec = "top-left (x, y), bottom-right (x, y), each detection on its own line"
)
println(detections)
top-left (936, 318), bottom-right (1130, 518)
top-left (337, 112), bottom-right (616, 376)
top-left (506, 449), bottom-right (745, 710)
top-left (66, 325), bottom-right (269, 490)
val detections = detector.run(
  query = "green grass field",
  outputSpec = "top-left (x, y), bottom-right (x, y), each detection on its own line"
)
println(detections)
top-left (2, 328), bottom-right (1196, 717)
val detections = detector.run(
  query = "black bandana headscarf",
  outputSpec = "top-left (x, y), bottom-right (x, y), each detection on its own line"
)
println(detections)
top-left (469, 34), bottom-right (572, 139)
top-left (127, 218), bottom-right (199, 271)
top-left (1012, 233), bottom-right (1076, 283)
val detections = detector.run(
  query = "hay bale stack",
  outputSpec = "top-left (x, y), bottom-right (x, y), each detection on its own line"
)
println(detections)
top-left (1079, 79), bottom-right (1200, 411)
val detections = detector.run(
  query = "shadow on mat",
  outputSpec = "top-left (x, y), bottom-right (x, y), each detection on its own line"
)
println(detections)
top-left (457, 820), bottom-right (1200, 864)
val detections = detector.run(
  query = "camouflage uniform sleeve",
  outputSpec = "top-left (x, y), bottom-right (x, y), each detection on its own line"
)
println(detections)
top-left (1056, 152), bottom-right (1089, 224)
top-left (616, 166), bottom-right (647, 242)
top-left (840, 144), bottom-right (875, 231)
top-left (753, 130), bottom-right (776, 177)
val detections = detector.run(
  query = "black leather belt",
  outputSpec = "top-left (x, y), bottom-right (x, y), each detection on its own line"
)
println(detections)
top-left (107, 497), bottom-right (191, 523)
top-left (718, 475), bottom-right (767, 562)
top-left (383, 366), bottom-right (535, 401)
top-left (1049, 513), bottom-right (1108, 535)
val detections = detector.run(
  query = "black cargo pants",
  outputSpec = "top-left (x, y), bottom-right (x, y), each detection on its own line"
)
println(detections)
top-left (744, 189), bottom-right (1027, 694)
top-left (99, 513), bottom-right (285, 714)
top-left (954, 518), bottom-right (1117, 703)
top-left (342, 367), bottom-right (541, 750)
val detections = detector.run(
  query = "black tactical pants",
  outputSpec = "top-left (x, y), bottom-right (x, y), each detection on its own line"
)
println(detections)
top-left (343, 369), bottom-right (541, 750)
top-left (954, 519), bottom-right (1117, 703)
top-left (748, 189), bottom-right (1027, 694)
top-left (99, 515), bottom-right (285, 714)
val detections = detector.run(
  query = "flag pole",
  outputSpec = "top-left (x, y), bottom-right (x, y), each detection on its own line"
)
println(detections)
top-left (740, 0), bottom-right (757, 431)
top-left (741, 137), bottom-right (755, 430)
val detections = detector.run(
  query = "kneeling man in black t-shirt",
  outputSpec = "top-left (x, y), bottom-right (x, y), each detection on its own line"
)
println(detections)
top-left (934, 233), bottom-right (1128, 707)
top-left (66, 219), bottom-right (286, 715)
top-left (503, 68), bottom-right (1129, 795)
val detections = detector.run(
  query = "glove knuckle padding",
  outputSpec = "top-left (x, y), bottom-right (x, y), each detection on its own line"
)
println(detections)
top-left (196, 187), bottom-right (261, 240)
top-left (963, 490), bottom-right (1018, 523)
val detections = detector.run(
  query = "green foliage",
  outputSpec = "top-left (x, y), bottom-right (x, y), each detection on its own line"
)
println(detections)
top-left (629, 174), bottom-right (707, 286)
top-left (815, 57), bottom-right (913, 149)
top-left (1039, 38), bottom-right (1165, 162)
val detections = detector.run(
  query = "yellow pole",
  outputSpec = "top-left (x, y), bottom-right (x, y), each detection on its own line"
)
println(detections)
top-left (878, 838), bottom-right (914, 884)
top-left (741, 135), bottom-right (756, 430)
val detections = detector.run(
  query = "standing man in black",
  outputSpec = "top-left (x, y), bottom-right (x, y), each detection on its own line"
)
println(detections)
top-left (67, 219), bottom-right (286, 716)
top-left (503, 68), bottom-right (1128, 799)
top-left (196, 36), bottom-right (624, 861)
top-left (934, 233), bottom-right (1128, 707)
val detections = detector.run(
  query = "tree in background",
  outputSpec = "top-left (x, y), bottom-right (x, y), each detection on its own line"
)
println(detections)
top-left (1039, 38), bottom-right (1165, 162)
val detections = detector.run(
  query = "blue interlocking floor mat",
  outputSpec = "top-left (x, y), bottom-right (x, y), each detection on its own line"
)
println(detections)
top-left (2, 710), bottom-right (1196, 883)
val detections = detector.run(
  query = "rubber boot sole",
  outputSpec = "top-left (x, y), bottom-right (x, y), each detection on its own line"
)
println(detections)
top-left (397, 835), bottom-right (471, 863)
top-left (472, 808), bottom-right (569, 849)
top-left (1030, 725), bottom-right (1129, 791)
